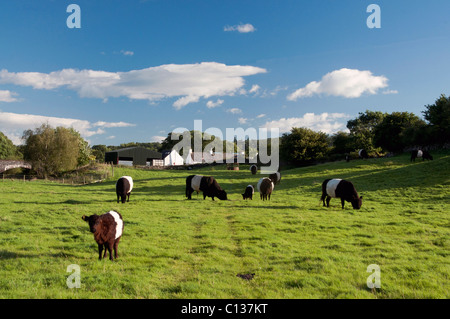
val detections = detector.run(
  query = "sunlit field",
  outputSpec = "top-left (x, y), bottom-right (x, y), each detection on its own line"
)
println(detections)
top-left (0, 151), bottom-right (449, 299)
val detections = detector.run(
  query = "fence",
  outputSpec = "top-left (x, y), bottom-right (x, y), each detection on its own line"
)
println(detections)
top-left (1, 172), bottom-right (111, 185)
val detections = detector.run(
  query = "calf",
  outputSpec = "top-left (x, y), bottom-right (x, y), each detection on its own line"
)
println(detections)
top-left (250, 165), bottom-right (258, 175)
top-left (186, 175), bottom-right (228, 201)
top-left (411, 150), bottom-right (433, 162)
top-left (321, 179), bottom-right (363, 209)
top-left (82, 210), bottom-right (123, 261)
top-left (242, 185), bottom-right (254, 200)
top-left (269, 172), bottom-right (281, 185)
top-left (257, 177), bottom-right (274, 201)
top-left (116, 176), bottom-right (133, 203)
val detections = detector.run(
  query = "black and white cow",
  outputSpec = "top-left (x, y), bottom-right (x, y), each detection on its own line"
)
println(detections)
top-left (257, 177), bottom-right (274, 201)
top-left (250, 165), bottom-right (258, 175)
top-left (269, 172), bottom-right (281, 185)
top-left (242, 185), bottom-right (254, 200)
top-left (185, 175), bottom-right (228, 201)
top-left (321, 179), bottom-right (363, 210)
top-left (359, 149), bottom-right (369, 159)
top-left (116, 176), bottom-right (133, 203)
top-left (411, 150), bottom-right (433, 162)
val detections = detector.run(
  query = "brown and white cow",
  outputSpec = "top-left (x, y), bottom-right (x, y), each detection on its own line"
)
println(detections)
top-left (116, 176), bottom-right (133, 203)
top-left (257, 177), bottom-right (274, 201)
top-left (321, 179), bottom-right (363, 209)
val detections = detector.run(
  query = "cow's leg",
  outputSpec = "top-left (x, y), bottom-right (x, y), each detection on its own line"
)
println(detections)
top-left (341, 198), bottom-right (345, 209)
top-left (117, 194), bottom-right (120, 203)
top-left (326, 196), bottom-right (331, 207)
top-left (106, 241), bottom-right (114, 261)
top-left (98, 244), bottom-right (103, 260)
top-left (127, 193), bottom-right (130, 202)
top-left (203, 194), bottom-right (207, 200)
top-left (103, 244), bottom-right (108, 259)
top-left (114, 239), bottom-right (120, 259)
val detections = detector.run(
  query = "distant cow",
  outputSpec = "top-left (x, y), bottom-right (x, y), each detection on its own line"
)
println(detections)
top-left (186, 175), bottom-right (228, 201)
top-left (411, 150), bottom-right (433, 162)
top-left (257, 177), bottom-right (274, 201)
top-left (242, 185), bottom-right (254, 200)
top-left (116, 176), bottom-right (133, 203)
top-left (269, 172), bottom-right (281, 185)
top-left (250, 165), bottom-right (258, 175)
top-left (321, 179), bottom-right (363, 210)
top-left (359, 149), bottom-right (369, 159)
top-left (82, 210), bottom-right (123, 261)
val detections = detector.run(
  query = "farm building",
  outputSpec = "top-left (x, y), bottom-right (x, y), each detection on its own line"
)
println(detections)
top-left (162, 150), bottom-right (184, 166)
top-left (105, 147), bottom-right (162, 166)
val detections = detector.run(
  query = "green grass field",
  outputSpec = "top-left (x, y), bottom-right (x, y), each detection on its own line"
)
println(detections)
top-left (0, 151), bottom-right (449, 299)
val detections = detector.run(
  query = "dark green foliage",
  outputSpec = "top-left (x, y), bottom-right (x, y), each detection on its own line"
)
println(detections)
top-left (0, 131), bottom-right (19, 159)
top-left (422, 94), bottom-right (450, 144)
top-left (373, 112), bottom-right (426, 152)
top-left (280, 127), bottom-right (330, 165)
top-left (22, 124), bottom-right (89, 178)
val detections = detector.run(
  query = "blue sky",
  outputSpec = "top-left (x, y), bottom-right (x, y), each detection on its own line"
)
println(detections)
top-left (0, 0), bottom-right (449, 145)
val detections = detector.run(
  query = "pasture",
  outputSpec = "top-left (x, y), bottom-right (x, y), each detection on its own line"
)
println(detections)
top-left (0, 151), bottom-right (449, 299)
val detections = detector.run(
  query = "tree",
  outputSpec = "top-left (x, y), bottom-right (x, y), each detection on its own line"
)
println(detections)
top-left (330, 131), bottom-right (355, 155)
top-left (22, 124), bottom-right (87, 178)
top-left (280, 127), bottom-right (330, 165)
top-left (91, 145), bottom-right (110, 162)
top-left (347, 110), bottom-right (386, 152)
top-left (422, 94), bottom-right (450, 144)
top-left (0, 131), bottom-right (18, 159)
top-left (373, 112), bottom-right (426, 152)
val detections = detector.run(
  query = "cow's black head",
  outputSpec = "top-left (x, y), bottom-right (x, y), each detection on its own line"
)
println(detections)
top-left (217, 190), bottom-right (228, 200)
top-left (351, 196), bottom-right (363, 210)
top-left (82, 214), bottom-right (100, 233)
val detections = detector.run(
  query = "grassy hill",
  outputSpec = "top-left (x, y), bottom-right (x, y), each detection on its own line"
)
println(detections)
top-left (0, 151), bottom-right (449, 299)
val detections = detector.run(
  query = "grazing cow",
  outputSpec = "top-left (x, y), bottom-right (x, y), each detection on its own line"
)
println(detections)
top-left (242, 185), bottom-right (254, 200)
top-left (269, 172), bottom-right (281, 185)
top-left (116, 176), bottom-right (133, 203)
top-left (186, 175), bottom-right (228, 201)
top-left (411, 150), bottom-right (433, 162)
top-left (82, 210), bottom-right (124, 261)
top-left (321, 179), bottom-right (363, 210)
top-left (250, 165), bottom-right (258, 175)
top-left (359, 149), bottom-right (369, 159)
top-left (257, 177), bottom-right (274, 201)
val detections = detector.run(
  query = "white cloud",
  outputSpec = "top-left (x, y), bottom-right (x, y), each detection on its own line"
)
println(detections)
top-left (224, 23), bottom-right (256, 33)
top-left (227, 108), bottom-right (242, 114)
top-left (382, 89), bottom-right (398, 95)
top-left (206, 98), bottom-right (224, 109)
top-left (0, 90), bottom-right (19, 102)
top-left (261, 112), bottom-right (351, 135)
top-left (287, 68), bottom-right (389, 100)
top-left (0, 111), bottom-right (136, 145)
top-left (150, 135), bottom-right (166, 143)
top-left (120, 50), bottom-right (134, 56)
top-left (256, 114), bottom-right (266, 118)
top-left (238, 117), bottom-right (248, 124)
top-left (0, 62), bottom-right (266, 109)
top-left (249, 84), bottom-right (260, 94)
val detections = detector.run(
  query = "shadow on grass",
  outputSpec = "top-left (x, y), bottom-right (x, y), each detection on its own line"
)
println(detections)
top-left (0, 250), bottom-right (37, 259)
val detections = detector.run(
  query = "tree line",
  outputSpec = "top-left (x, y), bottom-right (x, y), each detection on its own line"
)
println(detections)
top-left (0, 94), bottom-right (448, 177)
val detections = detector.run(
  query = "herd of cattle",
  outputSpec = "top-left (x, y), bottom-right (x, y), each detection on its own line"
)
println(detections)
top-left (81, 149), bottom-right (433, 261)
